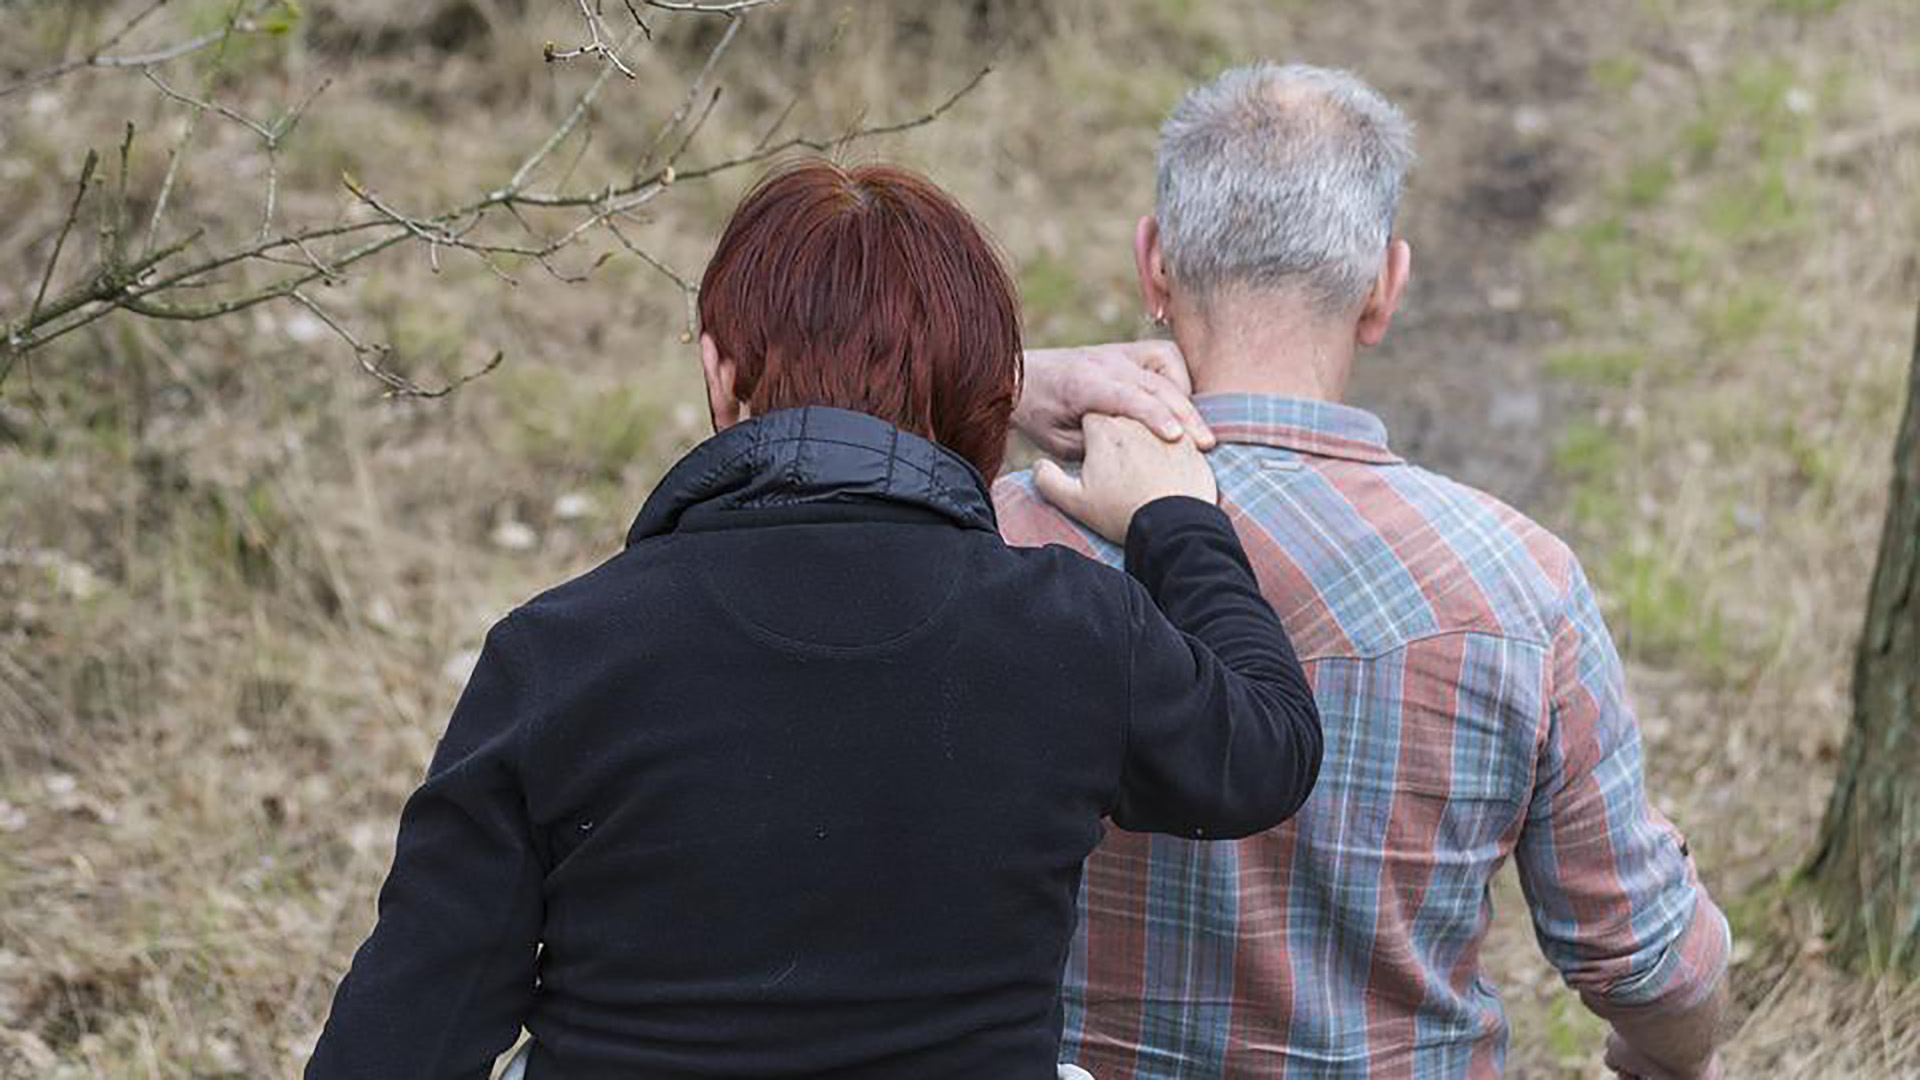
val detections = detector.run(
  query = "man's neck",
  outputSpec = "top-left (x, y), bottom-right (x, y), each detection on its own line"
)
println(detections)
top-left (1171, 294), bottom-right (1356, 402)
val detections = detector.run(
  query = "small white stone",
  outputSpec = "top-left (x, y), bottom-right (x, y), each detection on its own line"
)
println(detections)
top-left (553, 492), bottom-right (596, 521)
top-left (366, 596), bottom-right (398, 630)
top-left (44, 773), bottom-right (76, 797)
top-left (491, 520), bottom-right (538, 551)
top-left (285, 311), bottom-right (328, 345)
top-left (0, 800), bottom-right (26, 832)
top-left (443, 647), bottom-right (482, 687)
top-left (207, 1035), bottom-right (244, 1071)
top-left (1784, 87), bottom-right (1814, 116)
top-left (1512, 105), bottom-right (1549, 137)
top-left (348, 819), bottom-right (384, 857)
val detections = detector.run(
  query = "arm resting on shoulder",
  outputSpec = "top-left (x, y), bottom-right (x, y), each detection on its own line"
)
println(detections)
top-left (1111, 495), bottom-right (1323, 838)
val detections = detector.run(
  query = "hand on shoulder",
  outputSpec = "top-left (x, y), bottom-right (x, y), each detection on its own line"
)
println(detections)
top-left (1033, 414), bottom-right (1217, 544)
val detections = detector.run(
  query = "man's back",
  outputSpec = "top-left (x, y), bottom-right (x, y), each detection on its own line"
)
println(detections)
top-left (996, 393), bottom-right (1728, 1078)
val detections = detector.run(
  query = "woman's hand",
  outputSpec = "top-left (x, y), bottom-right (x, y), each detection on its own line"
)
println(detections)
top-left (1014, 342), bottom-right (1215, 460)
top-left (1033, 414), bottom-right (1217, 543)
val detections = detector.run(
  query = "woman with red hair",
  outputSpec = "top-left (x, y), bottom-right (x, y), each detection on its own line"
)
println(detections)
top-left (307, 160), bottom-right (1320, 1079)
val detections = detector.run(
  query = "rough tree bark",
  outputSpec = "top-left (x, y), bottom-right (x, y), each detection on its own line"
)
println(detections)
top-left (1807, 301), bottom-right (1920, 977)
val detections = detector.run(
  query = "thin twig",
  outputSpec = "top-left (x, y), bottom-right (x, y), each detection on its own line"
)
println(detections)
top-left (143, 67), bottom-right (273, 139)
top-left (605, 218), bottom-right (699, 341)
top-left (28, 151), bottom-right (100, 327)
top-left (643, 0), bottom-right (785, 14)
top-left (755, 94), bottom-right (801, 151)
top-left (0, 0), bottom-right (266, 100)
top-left (258, 79), bottom-right (331, 241)
top-left (504, 28), bottom-right (638, 197)
top-left (623, 0), bottom-right (654, 37)
top-left (640, 15), bottom-right (742, 174)
top-left (99, 122), bottom-right (137, 270)
top-left (142, 1), bottom-right (251, 256)
top-left (289, 290), bottom-right (505, 398)
top-left (545, 0), bottom-right (639, 80)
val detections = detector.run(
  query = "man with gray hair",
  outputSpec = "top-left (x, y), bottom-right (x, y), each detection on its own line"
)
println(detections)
top-left (1001, 63), bottom-right (1731, 1078)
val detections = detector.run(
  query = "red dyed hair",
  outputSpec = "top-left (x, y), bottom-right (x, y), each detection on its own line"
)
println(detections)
top-left (698, 159), bottom-right (1023, 478)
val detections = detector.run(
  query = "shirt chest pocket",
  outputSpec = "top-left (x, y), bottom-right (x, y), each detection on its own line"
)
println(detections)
top-left (1314, 642), bottom-right (1540, 810)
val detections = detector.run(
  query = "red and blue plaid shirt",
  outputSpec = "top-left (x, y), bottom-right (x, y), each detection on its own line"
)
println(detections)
top-left (994, 393), bottom-right (1729, 1079)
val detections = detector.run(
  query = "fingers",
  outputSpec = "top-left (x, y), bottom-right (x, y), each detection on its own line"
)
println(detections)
top-left (1031, 459), bottom-right (1086, 520)
top-left (1143, 376), bottom-right (1216, 450)
top-left (1103, 382), bottom-right (1188, 443)
top-left (1038, 430), bottom-right (1087, 460)
top-left (1129, 340), bottom-right (1194, 396)
top-left (1125, 343), bottom-right (1215, 450)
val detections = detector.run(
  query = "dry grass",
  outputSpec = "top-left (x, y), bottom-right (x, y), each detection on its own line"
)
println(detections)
top-left (1523, 0), bottom-right (1920, 1074)
top-left (1, 0), bottom-right (1916, 1076)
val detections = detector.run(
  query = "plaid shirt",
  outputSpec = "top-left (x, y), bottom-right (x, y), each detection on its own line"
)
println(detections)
top-left (993, 394), bottom-right (1729, 1079)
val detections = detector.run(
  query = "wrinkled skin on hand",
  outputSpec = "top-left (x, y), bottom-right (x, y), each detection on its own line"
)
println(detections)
top-left (1032, 414), bottom-right (1216, 544)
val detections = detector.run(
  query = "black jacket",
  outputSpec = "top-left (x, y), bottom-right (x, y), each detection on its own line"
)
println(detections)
top-left (306, 406), bottom-right (1321, 1080)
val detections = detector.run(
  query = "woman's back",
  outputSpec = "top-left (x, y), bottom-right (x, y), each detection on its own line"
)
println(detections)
top-left (526, 415), bottom-right (1126, 1077)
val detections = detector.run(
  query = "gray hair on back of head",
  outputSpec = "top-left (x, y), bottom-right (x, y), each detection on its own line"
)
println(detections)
top-left (1156, 62), bottom-right (1416, 314)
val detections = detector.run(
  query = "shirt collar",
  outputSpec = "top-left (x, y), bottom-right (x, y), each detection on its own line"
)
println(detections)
top-left (1194, 393), bottom-right (1403, 465)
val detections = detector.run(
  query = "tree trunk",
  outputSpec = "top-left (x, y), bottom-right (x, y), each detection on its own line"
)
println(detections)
top-left (1807, 303), bottom-right (1920, 976)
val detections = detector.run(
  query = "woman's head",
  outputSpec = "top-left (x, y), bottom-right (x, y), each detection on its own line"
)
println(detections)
top-left (697, 159), bottom-right (1022, 478)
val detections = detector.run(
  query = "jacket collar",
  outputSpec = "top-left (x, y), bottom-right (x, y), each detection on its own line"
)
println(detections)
top-left (627, 406), bottom-right (998, 545)
top-left (1194, 393), bottom-right (1403, 465)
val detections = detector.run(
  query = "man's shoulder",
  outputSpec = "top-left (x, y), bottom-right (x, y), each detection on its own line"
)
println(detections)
top-left (1214, 446), bottom-right (1588, 649)
top-left (1394, 462), bottom-right (1579, 586)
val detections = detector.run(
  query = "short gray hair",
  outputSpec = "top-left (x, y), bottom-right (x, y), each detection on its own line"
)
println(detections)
top-left (1156, 63), bottom-right (1415, 313)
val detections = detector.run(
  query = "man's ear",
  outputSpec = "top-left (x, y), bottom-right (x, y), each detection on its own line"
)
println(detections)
top-left (700, 333), bottom-right (747, 433)
top-left (1134, 215), bottom-right (1173, 325)
top-left (1356, 238), bottom-right (1412, 348)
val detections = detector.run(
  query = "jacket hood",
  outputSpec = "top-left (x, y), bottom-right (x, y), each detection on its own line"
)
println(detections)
top-left (626, 406), bottom-right (998, 545)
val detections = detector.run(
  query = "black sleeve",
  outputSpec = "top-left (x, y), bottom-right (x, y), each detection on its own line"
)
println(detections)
top-left (1111, 496), bottom-right (1323, 838)
top-left (306, 616), bottom-right (544, 1080)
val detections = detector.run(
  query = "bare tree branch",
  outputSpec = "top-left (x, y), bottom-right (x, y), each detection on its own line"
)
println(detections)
top-left (0, 0), bottom-right (275, 100)
top-left (2, 0), bottom-right (994, 400)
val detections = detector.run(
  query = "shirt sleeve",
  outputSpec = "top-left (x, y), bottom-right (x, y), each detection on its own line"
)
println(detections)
top-left (1515, 558), bottom-right (1730, 1012)
top-left (306, 615), bottom-right (545, 1080)
top-left (1110, 496), bottom-right (1323, 839)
